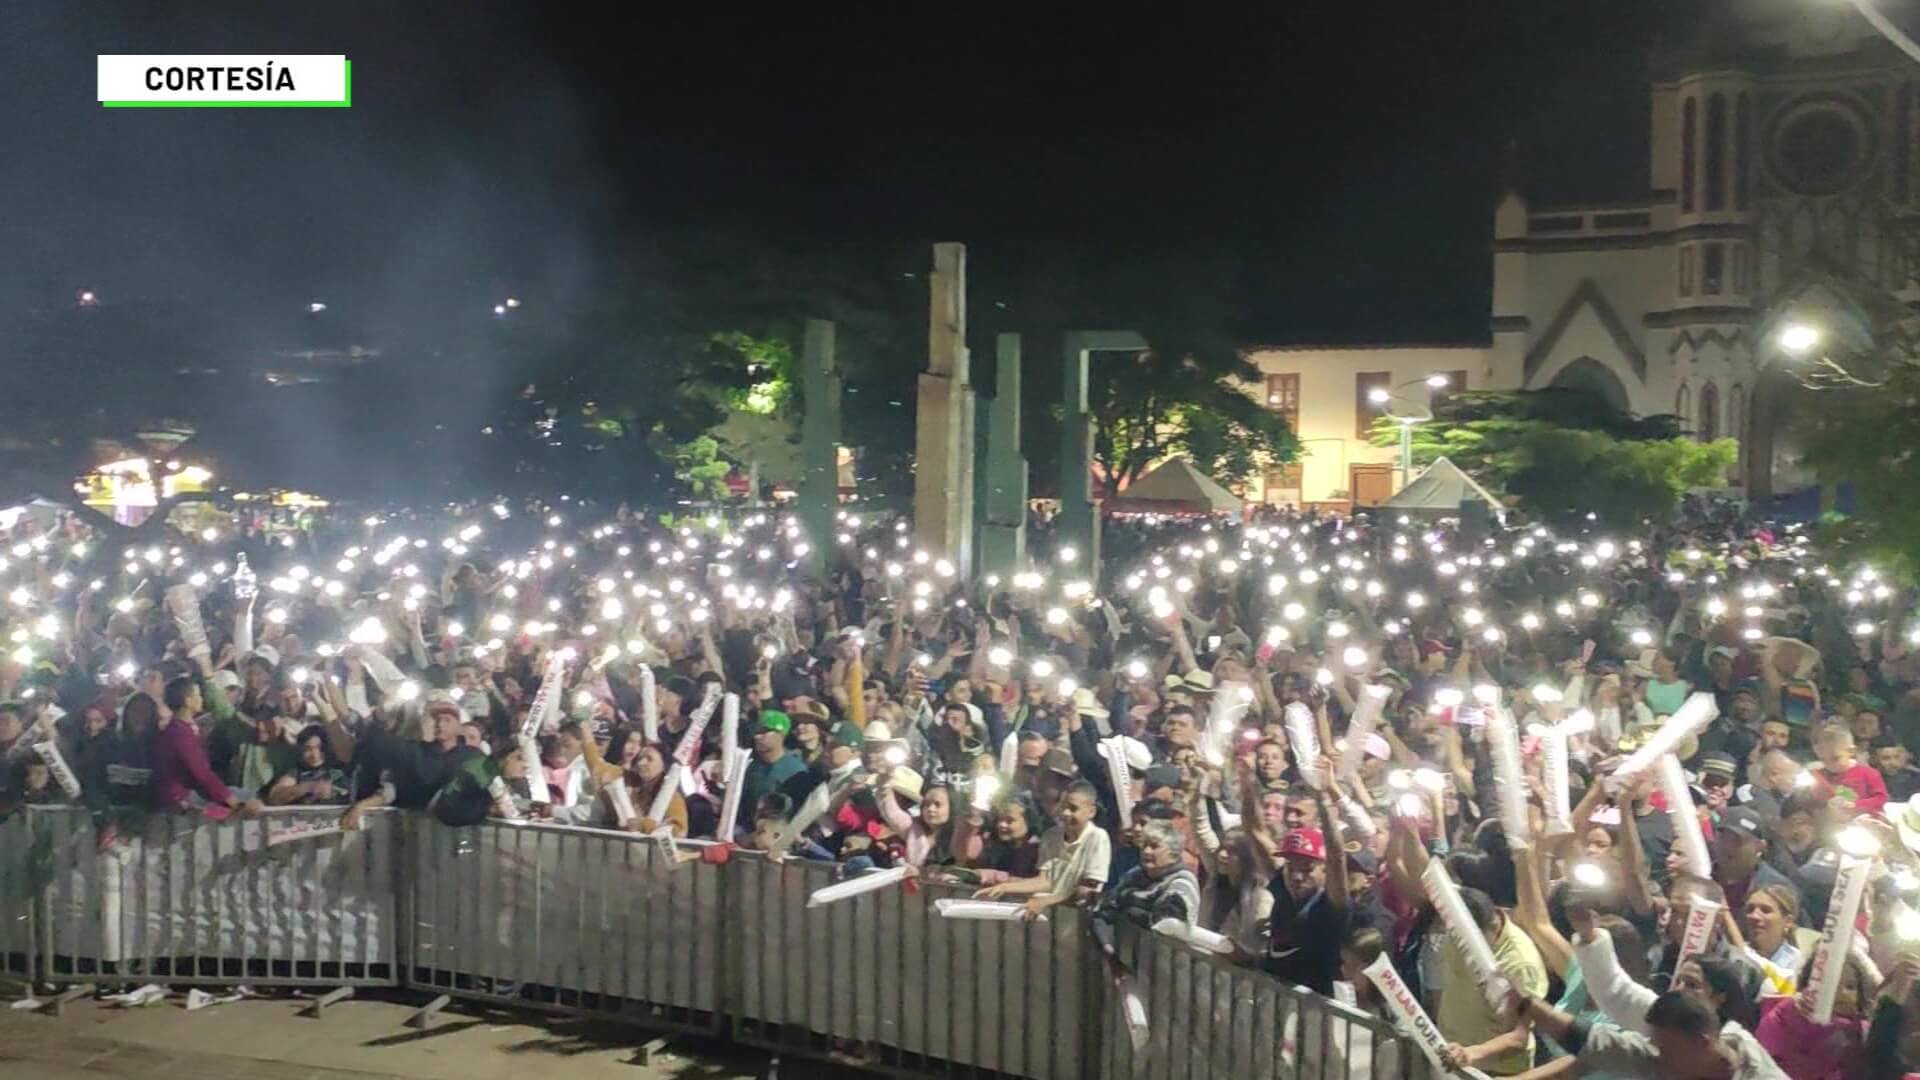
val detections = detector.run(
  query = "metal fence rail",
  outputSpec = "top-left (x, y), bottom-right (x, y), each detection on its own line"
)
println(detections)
top-left (727, 854), bottom-right (1094, 1080)
top-left (34, 806), bottom-right (398, 988)
top-left (0, 813), bottom-right (34, 982)
top-left (1098, 922), bottom-right (1438, 1080)
top-left (401, 815), bottom-right (723, 1034)
top-left (0, 807), bottom-right (1451, 1080)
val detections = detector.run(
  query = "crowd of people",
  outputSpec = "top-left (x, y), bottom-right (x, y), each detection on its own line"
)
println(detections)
top-left (5, 494), bottom-right (1920, 1078)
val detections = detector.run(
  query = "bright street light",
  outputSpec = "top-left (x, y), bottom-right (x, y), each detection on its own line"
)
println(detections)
top-left (1778, 322), bottom-right (1821, 356)
top-left (1368, 387), bottom-right (1390, 404)
top-left (1425, 373), bottom-right (1450, 388)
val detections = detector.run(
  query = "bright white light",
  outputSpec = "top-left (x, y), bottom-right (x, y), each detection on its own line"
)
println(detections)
top-left (1778, 322), bottom-right (1821, 356)
top-left (1031, 659), bottom-right (1055, 679)
top-left (1367, 387), bottom-right (1390, 404)
top-left (1425, 373), bottom-right (1450, 389)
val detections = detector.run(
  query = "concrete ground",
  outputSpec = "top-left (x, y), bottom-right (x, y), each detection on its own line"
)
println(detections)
top-left (0, 988), bottom-right (798, 1080)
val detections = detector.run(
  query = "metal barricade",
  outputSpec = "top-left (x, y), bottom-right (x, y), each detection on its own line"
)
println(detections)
top-left (35, 806), bottom-right (399, 988)
top-left (1098, 923), bottom-right (1439, 1080)
top-left (0, 812), bottom-right (37, 982)
top-left (400, 815), bottom-right (723, 1034)
top-left (726, 854), bottom-right (1094, 1080)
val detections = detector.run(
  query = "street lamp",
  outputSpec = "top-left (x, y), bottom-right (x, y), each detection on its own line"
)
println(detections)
top-left (1778, 322), bottom-right (1821, 356)
top-left (1371, 374), bottom-right (1451, 487)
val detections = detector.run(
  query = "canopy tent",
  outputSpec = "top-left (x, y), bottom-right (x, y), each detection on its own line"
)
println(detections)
top-left (1106, 458), bottom-right (1243, 516)
top-left (1379, 456), bottom-right (1503, 514)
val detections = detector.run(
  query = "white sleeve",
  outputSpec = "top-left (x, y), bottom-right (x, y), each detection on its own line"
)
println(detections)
top-left (1572, 928), bottom-right (1656, 1035)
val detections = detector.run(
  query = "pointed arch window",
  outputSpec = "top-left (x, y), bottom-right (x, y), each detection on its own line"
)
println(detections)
top-left (1682, 98), bottom-right (1698, 213)
top-left (1735, 94), bottom-right (1752, 209)
top-left (1699, 381), bottom-right (1720, 441)
top-left (1676, 382), bottom-right (1692, 425)
top-left (1706, 94), bottom-right (1728, 211)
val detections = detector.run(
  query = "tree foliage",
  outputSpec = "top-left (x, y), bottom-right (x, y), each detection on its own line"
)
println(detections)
top-left (1084, 350), bottom-right (1297, 498)
top-left (1800, 362), bottom-right (1920, 578)
top-left (1374, 388), bottom-right (1735, 526)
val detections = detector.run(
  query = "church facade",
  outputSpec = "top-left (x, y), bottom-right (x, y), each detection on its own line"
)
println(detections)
top-left (1245, 0), bottom-right (1920, 509)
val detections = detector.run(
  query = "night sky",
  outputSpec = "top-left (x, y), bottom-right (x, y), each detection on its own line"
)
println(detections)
top-left (2, 3), bottom-right (1683, 352)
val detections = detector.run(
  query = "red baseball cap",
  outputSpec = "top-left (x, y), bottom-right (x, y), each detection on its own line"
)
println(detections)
top-left (1279, 827), bottom-right (1326, 862)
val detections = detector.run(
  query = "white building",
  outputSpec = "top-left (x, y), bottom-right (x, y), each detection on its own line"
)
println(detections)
top-left (1246, 0), bottom-right (1919, 510)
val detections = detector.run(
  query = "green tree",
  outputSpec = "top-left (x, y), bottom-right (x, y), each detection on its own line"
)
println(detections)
top-left (1085, 349), bottom-right (1298, 498)
top-left (1801, 361), bottom-right (1920, 578)
top-left (1374, 388), bottom-right (1735, 526)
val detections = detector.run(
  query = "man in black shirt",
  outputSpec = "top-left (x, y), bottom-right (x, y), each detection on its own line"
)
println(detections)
top-left (1263, 820), bottom-right (1350, 995)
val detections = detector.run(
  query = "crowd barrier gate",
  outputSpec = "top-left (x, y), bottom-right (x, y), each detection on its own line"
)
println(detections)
top-left (727, 852), bottom-right (1095, 1080)
top-left (31, 806), bottom-right (399, 989)
top-left (0, 814), bottom-right (33, 982)
top-left (1100, 921), bottom-right (1441, 1080)
top-left (5, 807), bottom-right (1442, 1080)
top-left (399, 814), bottom-right (723, 1034)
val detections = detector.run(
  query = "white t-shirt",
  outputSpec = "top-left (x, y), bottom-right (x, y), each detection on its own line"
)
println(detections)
top-left (1038, 823), bottom-right (1112, 895)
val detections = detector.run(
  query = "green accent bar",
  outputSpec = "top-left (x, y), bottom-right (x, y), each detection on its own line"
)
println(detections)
top-left (104, 60), bottom-right (351, 108)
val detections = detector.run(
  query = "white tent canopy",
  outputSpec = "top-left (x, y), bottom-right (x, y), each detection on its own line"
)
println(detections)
top-left (1380, 456), bottom-right (1502, 513)
top-left (1110, 458), bottom-right (1243, 514)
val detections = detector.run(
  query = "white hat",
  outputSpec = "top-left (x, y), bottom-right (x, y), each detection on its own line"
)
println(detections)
top-left (249, 645), bottom-right (281, 669)
top-left (1895, 794), bottom-right (1920, 856)
top-left (212, 670), bottom-right (242, 691)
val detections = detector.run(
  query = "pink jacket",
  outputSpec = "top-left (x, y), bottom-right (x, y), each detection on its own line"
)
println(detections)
top-left (1755, 996), bottom-right (1865, 1080)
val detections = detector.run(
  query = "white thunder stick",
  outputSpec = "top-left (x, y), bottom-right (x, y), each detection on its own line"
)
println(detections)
top-left (672, 685), bottom-right (723, 770)
top-left (1482, 689), bottom-right (1530, 851)
top-left (1538, 723), bottom-right (1573, 835)
top-left (638, 664), bottom-right (659, 744)
top-left (935, 899), bottom-right (1049, 923)
top-left (165, 584), bottom-right (211, 660)
top-left (1808, 832), bottom-right (1876, 1023)
top-left (1284, 703), bottom-right (1323, 790)
top-left (517, 734), bottom-right (551, 805)
top-left (1204, 683), bottom-right (1246, 767)
top-left (716, 750), bottom-right (749, 842)
top-left (487, 775), bottom-right (522, 820)
top-left (1153, 917), bottom-right (1230, 954)
top-left (997, 732), bottom-right (1021, 779)
top-left (806, 864), bottom-right (908, 908)
top-left (1339, 685), bottom-right (1390, 784)
top-left (1608, 693), bottom-right (1718, 790)
top-left (1118, 974), bottom-right (1150, 1052)
top-left (1335, 790), bottom-right (1376, 840)
top-left (1656, 754), bottom-right (1713, 880)
top-left (1100, 736), bottom-right (1136, 826)
top-left (1362, 953), bottom-right (1453, 1077)
top-left (1676, 899), bottom-right (1719, 969)
top-left (720, 692), bottom-right (742, 778)
top-left (648, 764), bottom-right (683, 826)
top-left (607, 778), bottom-right (638, 827)
top-left (1421, 859), bottom-right (1511, 1010)
top-left (34, 741), bottom-right (81, 800)
top-left (522, 650), bottom-right (568, 739)
top-left (267, 820), bottom-right (343, 846)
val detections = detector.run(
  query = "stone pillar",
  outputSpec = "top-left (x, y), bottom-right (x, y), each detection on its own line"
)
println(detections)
top-left (914, 243), bottom-right (975, 575)
top-left (978, 333), bottom-right (1027, 581)
top-left (1060, 335), bottom-right (1095, 575)
top-left (1058, 331), bottom-right (1146, 582)
top-left (799, 319), bottom-right (839, 577)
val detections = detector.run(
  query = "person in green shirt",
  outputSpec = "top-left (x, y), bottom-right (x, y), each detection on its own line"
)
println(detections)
top-left (738, 709), bottom-right (803, 835)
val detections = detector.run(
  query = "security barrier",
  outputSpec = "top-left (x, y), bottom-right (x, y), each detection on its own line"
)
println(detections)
top-left (728, 852), bottom-right (1095, 1080)
top-left (3, 807), bottom-right (1445, 1080)
top-left (400, 815), bottom-right (723, 1033)
top-left (32, 806), bottom-right (399, 988)
top-left (1099, 921), bottom-right (1438, 1080)
top-left (0, 813), bottom-right (34, 981)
